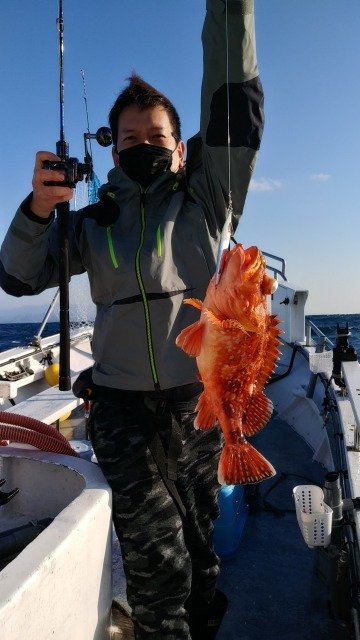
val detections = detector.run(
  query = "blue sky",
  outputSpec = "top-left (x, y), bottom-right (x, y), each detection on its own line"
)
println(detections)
top-left (0, 0), bottom-right (359, 320)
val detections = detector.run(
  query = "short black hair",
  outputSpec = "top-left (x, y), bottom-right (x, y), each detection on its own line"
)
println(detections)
top-left (108, 73), bottom-right (182, 146)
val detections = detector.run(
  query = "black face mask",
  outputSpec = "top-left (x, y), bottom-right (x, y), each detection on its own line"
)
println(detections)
top-left (117, 143), bottom-right (174, 188)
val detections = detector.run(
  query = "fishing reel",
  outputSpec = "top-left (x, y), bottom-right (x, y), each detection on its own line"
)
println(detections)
top-left (43, 126), bottom-right (112, 188)
top-left (84, 126), bottom-right (113, 149)
top-left (43, 157), bottom-right (91, 188)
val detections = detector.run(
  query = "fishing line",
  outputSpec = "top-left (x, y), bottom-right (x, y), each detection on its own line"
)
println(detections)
top-left (80, 70), bottom-right (112, 206)
top-left (81, 69), bottom-right (93, 160)
top-left (215, 0), bottom-right (234, 285)
top-left (225, 0), bottom-right (233, 216)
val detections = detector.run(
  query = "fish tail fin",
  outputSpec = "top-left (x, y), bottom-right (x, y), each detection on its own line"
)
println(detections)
top-left (218, 440), bottom-right (275, 485)
top-left (194, 391), bottom-right (217, 430)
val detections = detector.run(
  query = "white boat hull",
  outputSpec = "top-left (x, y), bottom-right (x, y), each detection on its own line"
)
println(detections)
top-left (0, 450), bottom-right (112, 640)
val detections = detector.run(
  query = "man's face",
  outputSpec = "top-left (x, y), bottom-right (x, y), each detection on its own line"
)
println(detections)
top-left (112, 104), bottom-right (185, 173)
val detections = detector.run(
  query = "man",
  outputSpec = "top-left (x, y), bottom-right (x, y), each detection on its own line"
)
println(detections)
top-left (0, 1), bottom-right (263, 638)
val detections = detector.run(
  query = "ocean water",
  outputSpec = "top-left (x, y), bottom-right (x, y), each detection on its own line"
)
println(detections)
top-left (0, 315), bottom-right (359, 358)
top-left (0, 322), bottom-right (61, 352)
top-left (307, 313), bottom-right (360, 359)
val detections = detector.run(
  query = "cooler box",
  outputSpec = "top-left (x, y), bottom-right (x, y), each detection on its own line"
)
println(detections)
top-left (213, 485), bottom-right (248, 560)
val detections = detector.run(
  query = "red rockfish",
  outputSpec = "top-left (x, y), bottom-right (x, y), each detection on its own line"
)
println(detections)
top-left (176, 243), bottom-right (281, 485)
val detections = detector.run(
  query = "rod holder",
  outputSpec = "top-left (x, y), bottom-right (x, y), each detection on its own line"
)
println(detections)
top-left (323, 472), bottom-right (343, 525)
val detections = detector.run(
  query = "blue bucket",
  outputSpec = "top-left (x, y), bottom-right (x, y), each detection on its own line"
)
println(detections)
top-left (213, 485), bottom-right (248, 560)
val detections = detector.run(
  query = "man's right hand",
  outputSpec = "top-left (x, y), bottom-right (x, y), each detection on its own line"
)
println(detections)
top-left (30, 151), bottom-right (74, 218)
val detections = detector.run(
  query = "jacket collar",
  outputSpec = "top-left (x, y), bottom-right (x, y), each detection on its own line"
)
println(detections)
top-left (99, 166), bottom-right (185, 203)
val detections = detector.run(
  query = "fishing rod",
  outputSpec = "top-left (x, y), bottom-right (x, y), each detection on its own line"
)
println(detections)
top-left (43, 0), bottom-right (111, 391)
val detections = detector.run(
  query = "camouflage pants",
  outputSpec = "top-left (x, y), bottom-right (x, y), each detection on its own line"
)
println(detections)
top-left (89, 383), bottom-right (221, 640)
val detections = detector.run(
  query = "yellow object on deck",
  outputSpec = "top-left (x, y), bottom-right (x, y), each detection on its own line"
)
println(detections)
top-left (44, 363), bottom-right (60, 386)
top-left (45, 364), bottom-right (72, 422)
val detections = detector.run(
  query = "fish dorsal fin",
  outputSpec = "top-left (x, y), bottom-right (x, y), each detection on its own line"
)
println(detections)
top-left (183, 298), bottom-right (203, 311)
top-left (175, 320), bottom-right (204, 357)
top-left (255, 315), bottom-right (282, 389)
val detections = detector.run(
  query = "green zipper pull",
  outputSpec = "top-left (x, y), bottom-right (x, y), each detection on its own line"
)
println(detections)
top-left (156, 225), bottom-right (162, 257)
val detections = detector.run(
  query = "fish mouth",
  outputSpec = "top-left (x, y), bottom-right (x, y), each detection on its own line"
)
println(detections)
top-left (243, 246), bottom-right (264, 276)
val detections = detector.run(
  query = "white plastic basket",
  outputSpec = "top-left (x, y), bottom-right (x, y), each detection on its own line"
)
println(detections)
top-left (293, 485), bottom-right (333, 548)
top-left (309, 350), bottom-right (333, 376)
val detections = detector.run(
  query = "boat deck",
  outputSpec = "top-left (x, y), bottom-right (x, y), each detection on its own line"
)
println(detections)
top-left (216, 414), bottom-right (350, 640)
top-left (3, 396), bottom-right (352, 638)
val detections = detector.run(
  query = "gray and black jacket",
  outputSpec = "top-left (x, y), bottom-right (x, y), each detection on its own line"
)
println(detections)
top-left (0, 0), bottom-right (264, 392)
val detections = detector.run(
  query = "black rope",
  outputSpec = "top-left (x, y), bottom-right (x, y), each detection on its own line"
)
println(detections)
top-left (267, 343), bottom-right (301, 386)
top-left (257, 472), bottom-right (322, 517)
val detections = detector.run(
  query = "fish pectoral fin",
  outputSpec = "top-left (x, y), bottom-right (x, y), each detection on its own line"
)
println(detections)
top-left (183, 297), bottom-right (203, 311)
top-left (218, 440), bottom-right (275, 485)
top-left (242, 391), bottom-right (273, 437)
top-left (194, 391), bottom-right (217, 429)
top-left (176, 320), bottom-right (204, 357)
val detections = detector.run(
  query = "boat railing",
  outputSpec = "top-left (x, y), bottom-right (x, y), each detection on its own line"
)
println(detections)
top-left (305, 320), bottom-right (360, 454)
top-left (263, 251), bottom-right (287, 282)
top-left (30, 289), bottom-right (60, 347)
top-left (305, 320), bottom-right (334, 349)
top-left (29, 285), bottom-right (94, 351)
